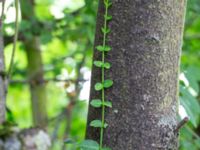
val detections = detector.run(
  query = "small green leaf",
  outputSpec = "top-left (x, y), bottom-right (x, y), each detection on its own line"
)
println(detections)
top-left (96, 45), bottom-right (105, 51)
top-left (90, 99), bottom-right (102, 108)
top-left (104, 122), bottom-right (108, 128)
top-left (103, 80), bottom-right (113, 88)
top-left (104, 0), bottom-right (112, 8)
top-left (96, 45), bottom-right (111, 52)
top-left (104, 45), bottom-right (111, 52)
top-left (90, 120), bottom-right (102, 128)
top-left (94, 61), bottom-right (111, 69)
top-left (104, 15), bottom-right (112, 20)
top-left (103, 101), bottom-right (112, 108)
top-left (104, 0), bottom-right (108, 6)
top-left (108, 2), bottom-right (112, 7)
top-left (90, 120), bottom-right (108, 128)
top-left (95, 83), bottom-right (103, 91)
top-left (94, 61), bottom-right (103, 67)
top-left (101, 27), bottom-right (110, 34)
top-left (79, 140), bottom-right (99, 150)
top-left (103, 62), bottom-right (111, 69)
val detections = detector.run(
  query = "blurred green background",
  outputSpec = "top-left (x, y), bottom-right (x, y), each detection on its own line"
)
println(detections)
top-left (2, 0), bottom-right (200, 149)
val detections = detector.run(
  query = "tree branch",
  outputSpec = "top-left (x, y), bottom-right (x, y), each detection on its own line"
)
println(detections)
top-left (7, 0), bottom-right (19, 79)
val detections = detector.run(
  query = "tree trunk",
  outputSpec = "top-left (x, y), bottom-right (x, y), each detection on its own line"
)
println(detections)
top-left (20, 0), bottom-right (48, 127)
top-left (24, 37), bottom-right (48, 127)
top-left (0, 22), bottom-right (5, 124)
top-left (87, 0), bottom-right (187, 149)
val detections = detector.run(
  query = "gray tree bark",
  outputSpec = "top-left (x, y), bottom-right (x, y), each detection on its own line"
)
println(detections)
top-left (87, 0), bottom-right (187, 149)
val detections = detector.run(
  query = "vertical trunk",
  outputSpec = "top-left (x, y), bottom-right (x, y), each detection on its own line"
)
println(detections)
top-left (87, 0), bottom-right (187, 149)
top-left (24, 37), bottom-right (48, 127)
top-left (0, 22), bottom-right (5, 124)
top-left (20, 0), bottom-right (48, 127)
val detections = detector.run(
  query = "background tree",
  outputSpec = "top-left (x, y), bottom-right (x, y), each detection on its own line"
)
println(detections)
top-left (87, 0), bottom-right (187, 149)
top-left (20, 0), bottom-right (48, 127)
top-left (0, 2), bottom-right (5, 123)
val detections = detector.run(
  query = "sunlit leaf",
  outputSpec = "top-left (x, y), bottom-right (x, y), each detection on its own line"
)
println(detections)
top-left (103, 62), bottom-right (111, 69)
top-left (94, 61), bottom-right (103, 67)
top-left (95, 83), bottom-right (103, 91)
top-left (90, 99), bottom-right (102, 108)
top-left (103, 80), bottom-right (113, 88)
top-left (103, 101), bottom-right (112, 108)
top-left (90, 120), bottom-right (102, 128)
top-left (104, 46), bottom-right (111, 52)
top-left (104, 15), bottom-right (112, 21)
top-left (101, 27), bottom-right (110, 34)
top-left (96, 45), bottom-right (105, 51)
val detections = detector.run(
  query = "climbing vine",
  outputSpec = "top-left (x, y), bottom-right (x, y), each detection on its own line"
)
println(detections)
top-left (90, 0), bottom-right (113, 149)
top-left (64, 0), bottom-right (113, 149)
top-left (82, 0), bottom-right (113, 149)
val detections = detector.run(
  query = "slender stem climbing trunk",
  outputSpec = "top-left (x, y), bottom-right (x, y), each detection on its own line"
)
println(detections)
top-left (87, 0), bottom-right (187, 149)
top-left (20, 0), bottom-right (48, 127)
top-left (0, 23), bottom-right (5, 124)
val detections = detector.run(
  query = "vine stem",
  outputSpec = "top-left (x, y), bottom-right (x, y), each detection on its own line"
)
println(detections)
top-left (100, 0), bottom-right (109, 149)
top-left (8, 0), bottom-right (19, 79)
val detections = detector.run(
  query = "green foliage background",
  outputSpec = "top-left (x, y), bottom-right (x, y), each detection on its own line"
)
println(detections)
top-left (2, 0), bottom-right (200, 149)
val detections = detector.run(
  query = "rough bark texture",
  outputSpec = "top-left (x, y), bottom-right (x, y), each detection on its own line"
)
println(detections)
top-left (20, 0), bottom-right (48, 127)
top-left (0, 22), bottom-right (5, 124)
top-left (87, 0), bottom-right (187, 149)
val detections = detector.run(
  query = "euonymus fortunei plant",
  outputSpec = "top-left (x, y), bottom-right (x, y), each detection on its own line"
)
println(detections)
top-left (89, 0), bottom-right (113, 149)
top-left (64, 0), bottom-right (113, 149)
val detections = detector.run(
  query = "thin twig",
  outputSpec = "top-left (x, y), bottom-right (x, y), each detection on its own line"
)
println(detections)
top-left (10, 78), bottom-right (87, 85)
top-left (175, 117), bottom-right (189, 133)
top-left (8, 0), bottom-right (19, 79)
